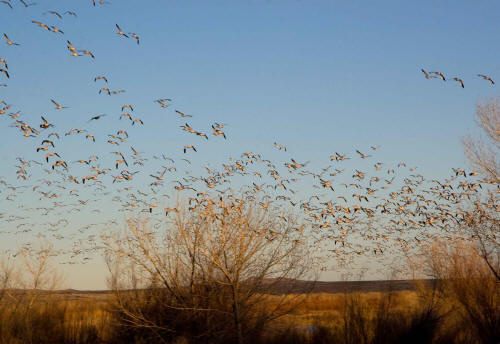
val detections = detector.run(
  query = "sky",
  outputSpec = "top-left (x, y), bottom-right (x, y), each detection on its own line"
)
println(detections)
top-left (0, 0), bottom-right (499, 289)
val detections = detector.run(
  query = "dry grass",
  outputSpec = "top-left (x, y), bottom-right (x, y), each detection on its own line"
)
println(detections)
top-left (0, 296), bottom-right (112, 344)
top-left (0, 281), bottom-right (496, 344)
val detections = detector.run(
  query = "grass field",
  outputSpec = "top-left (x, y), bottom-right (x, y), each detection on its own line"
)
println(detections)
top-left (0, 279), bottom-right (497, 344)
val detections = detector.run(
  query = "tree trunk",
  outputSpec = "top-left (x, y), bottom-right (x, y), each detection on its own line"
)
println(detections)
top-left (232, 285), bottom-right (244, 344)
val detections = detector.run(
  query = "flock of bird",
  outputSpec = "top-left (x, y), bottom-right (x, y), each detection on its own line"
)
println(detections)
top-left (421, 69), bottom-right (495, 88)
top-left (0, 1), bottom-right (497, 277)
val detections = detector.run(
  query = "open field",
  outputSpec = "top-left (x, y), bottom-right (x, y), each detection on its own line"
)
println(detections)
top-left (0, 276), bottom-right (497, 344)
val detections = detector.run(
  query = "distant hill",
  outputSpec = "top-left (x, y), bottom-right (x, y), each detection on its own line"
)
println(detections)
top-left (258, 278), bottom-right (436, 294)
top-left (2, 280), bottom-right (436, 301)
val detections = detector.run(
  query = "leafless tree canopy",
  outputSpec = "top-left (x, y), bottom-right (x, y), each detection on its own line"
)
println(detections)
top-left (462, 98), bottom-right (500, 184)
top-left (459, 98), bottom-right (500, 281)
top-left (104, 196), bottom-right (316, 343)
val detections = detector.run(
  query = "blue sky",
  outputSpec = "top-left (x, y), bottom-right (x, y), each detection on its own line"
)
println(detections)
top-left (0, 0), bottom-right (499, 289)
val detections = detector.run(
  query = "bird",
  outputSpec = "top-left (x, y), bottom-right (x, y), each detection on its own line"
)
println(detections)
top-left (274, 142), bottom-right (286, 151)
top-left (1, 1), bottom-right (12, 9)
top-left (79, 50), bottom-right (95, 59)
top-left (120, 113), bottom-right (132, 120)
top-left (0, 58), bottom-right (7, 69)
top-left (452, 77), bottom-right (464, 88)
top-left (94, 76), bottom-right (108, 83)
top-left (32, 21), bottom-right (51, 31)
top-left (175, 110), bottom-right (192, 118)
top-left (41, 139), bottom-right (55, 147)
top-left (183, 145), bottom-right (197, 153)
top-left (356, 150), bottom-right (371, 159)
top-left (115, 24), bottom-right (129, 38)
top-left (116, 130), bottom-right (128, 137)
top-left (19, 0), bottom-right (36, 7)
top-left (65, 11), bottom-right (77, 17)
top-left (99, 88), bottom-right (111, 95)
top-left (45, 152), bottom-right (60, 162)
top-left (149, 202), bottom-right (158, 213)
top-left (430, 71), bottom-right (445, 81)
top-left (66, 40), bottom-right (77, 52)
top-left (50, 26), bottom-right (64, 34)
top-left (88, 114), bottom-right (106, 122)
top-left (0, 69), bottom-right (9, 79)
top-left (129, 32), bottom-right (140, 44)
top-left (39, 116), bottom-right (54, 129)
top-left (421, 69), bottom-right (436, 79)
top-left (44, 10), bottom-right (62, 19)
top-left (3, 33), bottom-right (20, 46)
top-left (51, 99), bottom-right (67, 110)
top-left (477, 74), bottom-right (494, 85)
top-left (211, 125), bottom-right (226, 139)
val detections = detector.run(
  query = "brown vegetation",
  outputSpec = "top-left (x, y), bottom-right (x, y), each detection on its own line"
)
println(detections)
top-left (102, 198), bottom-right (315, 344)
top-left (1, 234), bottom-right (497, 344)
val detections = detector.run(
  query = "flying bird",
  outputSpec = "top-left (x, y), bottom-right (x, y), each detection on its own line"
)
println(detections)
top-left (32, 21), bottom-right (51, 31)
top-left (88, 114), bottom-right (106, 122)
top-left (212, 125), bottom-right (226, 139)
top-left (183, 145), bottom-right (196, 153)
top-left (39, 116), bottom-right (54, 129)
top-left (51, 99), bottom-right (67, 110)
top-left (420, 69), bottom-right (436, 79)
top-left (175, 110), bottom-right (192, 118)
top-left (3, 33), bottom-right (20, 46)
top-left (115, 24), bottom-right (129, 38)
top-left (0, 69), bottom-right (9, 79)
top-left (67, 40), bottom-right (76, 52)
top-left (79, 50), bottom-right (95, 59)
top-left (44, 10), bottom-right (62, 19)
top-left (94, 76), bottom-right (108, 83)
top-left (19, 0), bottom-right (36, 7)
top-left (51, 26), bottom-right (64, 34)
top-left (430, 71), bottom-right (445, 81)
top-left (99, 88), bottom-right (111, 95)
top-left (356, 150), bottom-right (371, 159)
top-left (452, 77), bottom-right (464, 88)
top-left (1, 1), bottom-right (12, 9)
top-left (477, 74), bottom-right (494, 85)
top-left (129, 32), bottom-right (140, 44)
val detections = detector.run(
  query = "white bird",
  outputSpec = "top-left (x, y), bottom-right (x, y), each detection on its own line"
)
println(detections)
top-left (115, 24), bottom-right (129, 38)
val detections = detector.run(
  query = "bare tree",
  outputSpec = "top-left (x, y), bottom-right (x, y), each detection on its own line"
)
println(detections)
top-left (462, 98), bottom-right (500, 184)
top-left (0, 258), bottom-right (16, 304)
top-left (460, 98), bottom-right (500, 281)
top-left (424, 240), bottom-right (500, 343)
top-left (104, 195), bottom-right (316, 344)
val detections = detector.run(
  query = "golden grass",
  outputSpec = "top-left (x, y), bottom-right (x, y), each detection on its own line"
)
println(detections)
top-left (0, 283), bottom-right (497, 344)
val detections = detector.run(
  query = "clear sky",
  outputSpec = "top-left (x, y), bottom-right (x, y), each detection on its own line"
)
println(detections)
top-left (0, 0), bottom-right (499, 289)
